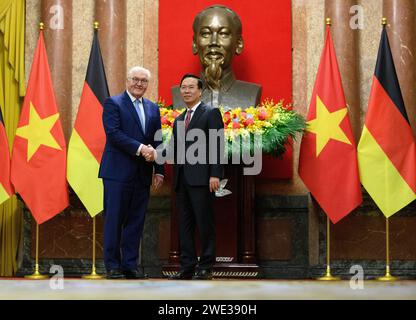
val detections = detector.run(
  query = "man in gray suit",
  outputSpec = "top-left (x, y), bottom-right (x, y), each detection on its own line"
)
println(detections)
top-left (172, 5), bottom-right (262, 109)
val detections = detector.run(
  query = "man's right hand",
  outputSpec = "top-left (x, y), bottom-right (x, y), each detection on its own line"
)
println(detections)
top-left (141, 145), bottom-right (156, 162)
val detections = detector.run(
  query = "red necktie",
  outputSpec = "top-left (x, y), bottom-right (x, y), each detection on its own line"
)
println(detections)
top-left (185, 109), bottom-right (193, 130)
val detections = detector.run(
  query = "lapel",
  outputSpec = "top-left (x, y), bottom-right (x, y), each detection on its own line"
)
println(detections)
top-left (123, 91), bottom-right (145, 135)
top-left (187, 103), bottom-right (205, 131)
top-left (174, 110), bottom-right (186, 134)
top-left (142, 98), bottom-right (151, 136)
top-left (123, 92), bottom-right (142, 131)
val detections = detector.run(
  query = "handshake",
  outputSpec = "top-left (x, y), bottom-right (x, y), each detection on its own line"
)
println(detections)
top-left (140, 144), bottom-right (157, 162)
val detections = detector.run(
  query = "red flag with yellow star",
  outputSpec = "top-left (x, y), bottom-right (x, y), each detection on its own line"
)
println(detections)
top-left (0, 108), bottom-right (13, 205)
top-left (11, 31), bottom-right (68, 224)
top-left (298, 26), bottom-right (362, 223)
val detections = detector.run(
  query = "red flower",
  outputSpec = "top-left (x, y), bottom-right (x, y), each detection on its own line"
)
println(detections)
top-left (232, 122), bottom-right (241, 129)
top-left (244, 118), bottom-right (254, 126)
top-left (172, 110), bottom-right (180, 117)
top-left (161, 116), bottom-right (171, 126)
top-left (258, 109), bottom-right (267, 121)
top-left (223, 111), bottom-right (231, 125)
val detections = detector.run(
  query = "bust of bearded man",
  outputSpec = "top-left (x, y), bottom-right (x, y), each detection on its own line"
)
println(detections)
top-left (172, 5), bottom-right (262, 110)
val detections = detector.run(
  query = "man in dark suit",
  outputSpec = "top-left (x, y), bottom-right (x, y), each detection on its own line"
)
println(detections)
top-left (99, 66), bottom-right (164, 279)
top-left (168, 74), bottom-right (224, 280)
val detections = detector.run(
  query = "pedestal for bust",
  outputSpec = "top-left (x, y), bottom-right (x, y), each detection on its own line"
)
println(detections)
top-left (162, 165), bottom-right (259, 278)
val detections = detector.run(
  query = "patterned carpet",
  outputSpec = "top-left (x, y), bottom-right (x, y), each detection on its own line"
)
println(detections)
top-left (0, 279), bottom-right (415, 300)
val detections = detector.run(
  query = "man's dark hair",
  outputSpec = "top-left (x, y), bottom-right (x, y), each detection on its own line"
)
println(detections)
top-left (180, 74), bottom-right (203, 89)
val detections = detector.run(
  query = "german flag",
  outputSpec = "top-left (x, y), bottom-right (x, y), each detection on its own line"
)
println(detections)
top-left (67, 28), bottom-right (109, 217)
top-left (0, 108), bottom-right (13, 205)
top-left (11, 30), bottom-right (68, 224)
top-left (357, 26), bottom-right (416, 217)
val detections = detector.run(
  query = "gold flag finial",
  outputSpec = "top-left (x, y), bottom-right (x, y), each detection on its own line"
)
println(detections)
top-left (94, 21), bottom-right (99, 30)
top-left (39, 22), bottom-right (44, 30)
top-left (381, 17), bottom-right (387, 26)
top-left (326, 18), bottom-right (332, 26)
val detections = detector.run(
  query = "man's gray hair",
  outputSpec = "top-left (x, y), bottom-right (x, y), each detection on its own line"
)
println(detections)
top-left (127, 66), bottom-right (151, 79)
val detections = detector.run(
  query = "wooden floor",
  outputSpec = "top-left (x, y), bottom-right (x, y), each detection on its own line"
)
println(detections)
top-left (0, 278), bottom-right (415, 300)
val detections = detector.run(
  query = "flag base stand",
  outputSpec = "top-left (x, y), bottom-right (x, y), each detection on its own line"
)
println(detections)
top-left (376, 266), bottom-right (398, 282)
top-left (82, 269), bottom-right (104, 280)
top-left (317, 266), bottom-right (341, 281)
top-left (316, 217), bottom-right (341, 281)
top-left (24, 264), bottom-right (48, 280)
top-left (376, 218), bottom-right (398, 282)
top-left (25, 223), bottom-right (48, 280)
top-left (82, 216), bottom-right (104, 280)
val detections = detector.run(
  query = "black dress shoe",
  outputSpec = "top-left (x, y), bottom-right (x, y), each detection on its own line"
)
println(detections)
top-left (169, 270), bottom-right (194, 280)
top-left (123, 269), bottom-right (148, 279)
top-left (192, 269), bottom-right (213, 280)
top-left (106, 269), bottom-right (125, 279)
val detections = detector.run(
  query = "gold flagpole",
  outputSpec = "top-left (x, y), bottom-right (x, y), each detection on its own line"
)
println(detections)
top-left (316, 17), bottom-right (340, 281)
top-left (82, 216), bottom-right (103, 279)
top-left (374, 17), bottom-right (397, 282)
top-left (81, 21), bottom-right (103, 280)
top-left (317, 216), bottom-right (340, 281)
top-left (25, 223), bottom-right (48, 279)
top-left (376, 217), bottom-right (398, 281)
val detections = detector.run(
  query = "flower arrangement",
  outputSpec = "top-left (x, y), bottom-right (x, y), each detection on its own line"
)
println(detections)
top-left (158, 99), bottom-right (185, 142)
top-left (157, 99), bottom-right (305, 157)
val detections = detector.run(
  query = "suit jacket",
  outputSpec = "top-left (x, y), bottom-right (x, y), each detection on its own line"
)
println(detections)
top-left (170, 102), bottom-right (224, 190)
top-left (99, 91), bottom-right (164, 185)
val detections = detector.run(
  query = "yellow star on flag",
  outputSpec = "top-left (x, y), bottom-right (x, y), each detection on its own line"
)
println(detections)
top-left (306, 95), bottom-right (351, 156)
top-left (16, 102), bottom-right (62, 161)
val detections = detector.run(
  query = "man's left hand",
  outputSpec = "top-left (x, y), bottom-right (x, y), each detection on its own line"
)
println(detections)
top-left (209, 177), bottom-right (220, 193)
top-left (142, 145), bottom-right (156, 162)
top-left (153, 175), bottom-right (164, 190)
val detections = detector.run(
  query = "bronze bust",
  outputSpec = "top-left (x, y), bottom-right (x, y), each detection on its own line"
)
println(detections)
top-left (172, 5), bottom-right (262, 109)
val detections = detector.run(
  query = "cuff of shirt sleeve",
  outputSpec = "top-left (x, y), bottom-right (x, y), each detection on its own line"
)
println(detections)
top-left (136, 144), bottom-right (143, 156)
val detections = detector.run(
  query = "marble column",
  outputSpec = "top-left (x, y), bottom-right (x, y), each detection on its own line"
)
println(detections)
top-left (41, 0), bottom-right (72, 141)
top-left (143, 0), bottom-right (159, 101)
top-left (383, 0), bottom-right (416, 136)
top-left (325, 0), bottom-right (361, 142)
top-left (95, 0), bottom-right (127, 96)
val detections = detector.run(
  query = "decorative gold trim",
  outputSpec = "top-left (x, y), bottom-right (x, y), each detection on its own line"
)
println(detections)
top-left (325, 17), bottom-right (331, 26)
top-left (162, 271), bottom-right (258, 278)
top-left (215, 257), bottom-right (234, 262)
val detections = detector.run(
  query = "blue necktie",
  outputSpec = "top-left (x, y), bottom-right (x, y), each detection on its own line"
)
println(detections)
top-left (134, 99), bottom-right (146, 132)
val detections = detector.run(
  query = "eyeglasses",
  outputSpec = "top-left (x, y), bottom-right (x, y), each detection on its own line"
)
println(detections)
top-left (129, 77), bottom-right (149, 85)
